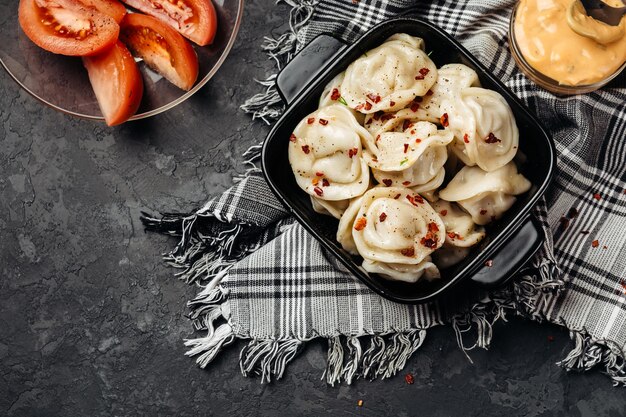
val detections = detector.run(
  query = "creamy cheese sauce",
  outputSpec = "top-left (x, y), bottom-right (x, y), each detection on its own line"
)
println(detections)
top-left (514, 0), bottom-right (626, 85)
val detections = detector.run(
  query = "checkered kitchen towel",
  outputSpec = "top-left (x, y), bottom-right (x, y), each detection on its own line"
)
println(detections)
top-left (143, 0), bottom-right (626, 385)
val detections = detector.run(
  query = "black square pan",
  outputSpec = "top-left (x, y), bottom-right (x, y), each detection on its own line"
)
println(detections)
top-left (262, 18), bottom-right (556, 304)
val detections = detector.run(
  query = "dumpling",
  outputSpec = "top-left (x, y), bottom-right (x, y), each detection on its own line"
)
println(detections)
top-left (363, 64), bottom-right (479, 135)
top-left (432, 246), bottom-right (471, 269)
top-left (432, 200), bottom-right (486, 247)
top-left (363, 121), bottom-right (453, 174)
top-left (340, 34), bottom-right (437, 114)
top-left (438, 162), bottom-right (531, 225)
top-left (362, 257), bottom-right (440, 283)
top-left (288, 104), bottom-right (371, 201)
top-left (318, 71), bottom-right (365, 124)
top-left (443, 87), bottom-right (519, 172)
top-left (351, 187), bottom-right (445, 265)
top-left (311, 196), bottom-right (350, 219)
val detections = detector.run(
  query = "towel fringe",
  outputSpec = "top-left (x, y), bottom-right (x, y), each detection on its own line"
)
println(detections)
top-left (240, 339), bottom-right (304, 383)
top-left (558, 330), bottom-right (626, 387)
top-left (240, 0), bottom-right (319, 124)
top-left (321, 331), bottom-right (427, 385)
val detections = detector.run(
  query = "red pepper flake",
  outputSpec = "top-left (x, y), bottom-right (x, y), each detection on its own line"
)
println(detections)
top-left (389, 100), bottom-right (396, 106)
top-left (485, 132), bottom-right (501, 144)
top-left (440, 113), bottom-right (449, 127)
top-left (568, 207), bottom-right (579, 218)
top-left (380, 113), bottom-right (394, 122)
top-left (479, 209), bottom-right (488, 215)
top-left (315, 172), bottom-right (324, 177)
top-left (410, 102), bottom-right (420, 112)
top-left (414, 74), bottom-right (425, 80)
top-left (547, 335), bottom-right (554, 342)
top-left (428, 222), bottom-right (439, 233)
top-left (414, 194), bottom-right (424, 204)
top-left (376, 135), bottom-right (381, 142)
top-left (623, 189), bottom-right (626, 194)
top-left (410, 129), bottom-right (416, 135)
top-left (420, 236), bottom-right (437, 249)
top-left (301, 145), bottom-right (310, 154)
top-left (405, 373), bottom-right (415, 385)
top-left (330, 88), bottom-right (341, 100)
top-left (313, 186), bottom-right (323, 196)
top-left (591, 239), bottom-right (599, 248)
top-left (415, 138), bottom-right (422, 144)
top-left (372, 111), bottom-right (384, 121)
top-left (394, 193), bottom-right (401, 199)
top-left (371, 156), bottom-right (378, 162)
top-left (603, 245), bottom-right (608, 250)
top-left (364, 102), bottom-right (372, 111)
top-left (400, 181), bottom-right (410, 186)
top-left (426, 89), bottom-right (433, 96)
top-left (402, 120), bottom-right (413, 131)
top-left (413, 96), bottom-right (423, 103)
top-left (348, 148), bottom-right (358, 158)
top-left (379, 212), bottom-right (387, 222)
top-left (307, 117), bottom-right (315, 124)
top-left (354, 217), bottom-right (367, 231)
top-left (593, 193), bottom-right (601, 201)
top-left (319, 118), bottom-right (328, 125)
top-left (401, 247), bottom-right (415, 257)
top-left (559, 217), bottom-right (570, 229)
top-left (484, 259), bottom-right (494, 267)
top-left (403, 143), bottom-right (409, 153)
top-left (355, 103), bottom-right (364, 111)
top-left (419, 67), bottom-right (430, 76)
top-left (312, 177), bottom-right (319, 186)
top-left (447, 232), bottom-right (456, 239)
top-left (440, 209), bottom-right (448, 216)
top-left (463, 133), bottom-right (470, 144)
top-left (322, 178), bottom-right (330, 187)
top-left (366, 93), bottom-right (381, 103)
top-left (382, 179), bottom-right (392, 186)
top-left (289, 134), bottom-right (297, 142)
top-left (580, 230), bottom-right (590, 235)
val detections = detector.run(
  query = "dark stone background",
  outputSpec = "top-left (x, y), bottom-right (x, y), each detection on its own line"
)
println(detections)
top-left (1, 1), bottom-right (625, 416)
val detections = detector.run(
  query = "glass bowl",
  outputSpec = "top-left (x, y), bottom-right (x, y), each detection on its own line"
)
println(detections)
top-left (0, 0), bottom-right (244, 121)
top-left (508, 1), bottom-right (626, 95)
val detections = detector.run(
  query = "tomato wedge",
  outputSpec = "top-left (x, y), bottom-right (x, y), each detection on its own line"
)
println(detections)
top-left (18, 0), bottom-right (120, 56)
top-left (83, 41), bottom-right (144, 126)
top-left (78, 0), bottom-right (127, 23)
top-left (120, 14), bottom-right (198, 91)
top-left (120, 0), bottom-right (217, 46)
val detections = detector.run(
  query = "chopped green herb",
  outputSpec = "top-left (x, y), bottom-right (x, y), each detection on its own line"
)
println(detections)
top-left (400, 158), bottom-right (409, 166)
top-left (427, 50), bottom-right (433, 56)
top-left (338, 96), bottom-right (348, 106)
top-left (363, 52), bottom-right (368, 57)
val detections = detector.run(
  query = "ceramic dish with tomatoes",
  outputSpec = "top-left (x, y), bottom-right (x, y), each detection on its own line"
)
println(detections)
top-left (0, 0), bottom-right (244, 125)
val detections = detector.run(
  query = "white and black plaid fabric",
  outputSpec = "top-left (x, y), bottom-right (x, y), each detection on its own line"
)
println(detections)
top-left (144, 0), bottom-right (626, 385)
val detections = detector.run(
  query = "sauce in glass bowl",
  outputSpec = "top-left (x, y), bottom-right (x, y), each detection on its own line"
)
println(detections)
top-left (510, 0), bottom-right (626, 94)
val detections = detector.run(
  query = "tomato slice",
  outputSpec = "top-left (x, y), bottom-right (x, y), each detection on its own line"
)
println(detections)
top-left (83, 41), bottom-right (144, 126)
top-left (18, 0), bottom-right (120, 56)
top-left (78, 0), bottom-right (127, 23)
top-left (120, 0), bottom-right (217, 46)
top-left (120, 14), bottom-right (198, 91)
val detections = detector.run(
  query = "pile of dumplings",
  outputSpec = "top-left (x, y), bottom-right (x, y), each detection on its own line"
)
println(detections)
top-left (288, 34), bottom-right (531, 284)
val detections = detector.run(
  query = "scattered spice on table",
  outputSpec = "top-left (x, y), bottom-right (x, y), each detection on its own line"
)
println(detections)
top-left (357, 400), bottom-right (363, 407)
top-left (559, 217), bottom-right (569, 229)
top-left (591, 240), bottom-right (599, 248)
top-left (593, 193), bottom-right (601, 201)
top-left (580, 230), bottom-right (590, 235)
top-left (547, 335), bottom-right (554, 342)
top-left (405, 373), bottom-right (415, 385)
top-left (485, 259), bottom-right (494, 267)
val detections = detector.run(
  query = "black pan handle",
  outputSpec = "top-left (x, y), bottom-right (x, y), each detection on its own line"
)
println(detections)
top-left (470, 216), bottom-right (544, 288)
top-left (276, 34), bottom-right (348, 106)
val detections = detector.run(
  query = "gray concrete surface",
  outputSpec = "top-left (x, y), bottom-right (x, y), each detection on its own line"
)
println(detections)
top-left (1, 1), bottom-right (625, 416)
